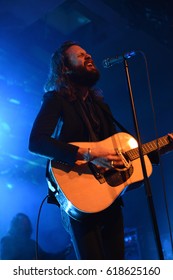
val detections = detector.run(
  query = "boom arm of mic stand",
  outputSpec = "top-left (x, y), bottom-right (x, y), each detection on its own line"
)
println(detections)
top-left (123, 59), bottom-right (164, 260)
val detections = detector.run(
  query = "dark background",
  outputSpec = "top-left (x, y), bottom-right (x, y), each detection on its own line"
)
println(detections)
top-left (0, 0), bottom-right (173, 259)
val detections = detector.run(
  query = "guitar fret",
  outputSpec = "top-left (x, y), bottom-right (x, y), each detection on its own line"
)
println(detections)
top-left (127, 135), bottom-right (170, 161)
top-left (127, 149), bottom-right (138, 160)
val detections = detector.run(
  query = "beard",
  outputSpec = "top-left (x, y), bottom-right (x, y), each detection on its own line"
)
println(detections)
top-left (67, 64), bottom-right (100, 87)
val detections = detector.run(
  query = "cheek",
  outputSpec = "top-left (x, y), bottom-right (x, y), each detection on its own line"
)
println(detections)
top-left (74, 60), bottom-right (83, 67)
top-left (69, 56), bottom-right (83, 67)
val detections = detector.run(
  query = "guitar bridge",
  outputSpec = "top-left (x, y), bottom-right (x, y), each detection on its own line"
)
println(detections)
top-left (88, 162), bottom-right (105, 184)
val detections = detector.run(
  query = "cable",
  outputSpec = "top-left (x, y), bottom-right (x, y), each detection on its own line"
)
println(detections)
top-left (35, 194), bottom-right (49, 260)
top-left (138, 50), bottom-right (173, 257)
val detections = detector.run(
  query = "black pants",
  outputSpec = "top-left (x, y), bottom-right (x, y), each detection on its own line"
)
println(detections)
top-left (61, 200), bottom-right (124, 260)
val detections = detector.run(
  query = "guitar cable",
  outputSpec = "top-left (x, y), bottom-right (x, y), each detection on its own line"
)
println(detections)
top-left (35, 194), bottom-right (49, 260)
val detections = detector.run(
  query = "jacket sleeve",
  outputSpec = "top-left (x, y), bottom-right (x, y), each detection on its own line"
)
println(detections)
top-left (28, 92), bottom-right (78, 166)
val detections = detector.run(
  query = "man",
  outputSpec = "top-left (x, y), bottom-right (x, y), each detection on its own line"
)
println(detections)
top-left (1, 213), bottom-right (71, 260)
top-left (29, 41), bottom-right (173, 259)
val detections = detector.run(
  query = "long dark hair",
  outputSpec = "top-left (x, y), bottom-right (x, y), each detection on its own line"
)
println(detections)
top-left (8, 213), bottom-right (32, 238)
top-left (44, 41), bottom-right (103, 101)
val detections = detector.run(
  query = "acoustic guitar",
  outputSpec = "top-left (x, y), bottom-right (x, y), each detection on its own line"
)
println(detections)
top-left (48, 132), bottom-right (171, 220)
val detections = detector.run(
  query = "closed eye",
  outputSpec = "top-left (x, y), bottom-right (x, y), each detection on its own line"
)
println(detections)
top-left (77, 52), bottom-right (86, 58)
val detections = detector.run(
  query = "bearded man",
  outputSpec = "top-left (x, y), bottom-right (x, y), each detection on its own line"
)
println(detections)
top-left (29, 41), bottom-right (173, 260)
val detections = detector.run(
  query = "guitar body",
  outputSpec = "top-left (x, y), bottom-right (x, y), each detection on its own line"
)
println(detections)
top-left (49, 132), bottom-right (153, 219)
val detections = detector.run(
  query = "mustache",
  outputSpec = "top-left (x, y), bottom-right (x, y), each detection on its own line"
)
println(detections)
top-left (84, 58), bottom-right (94, 66)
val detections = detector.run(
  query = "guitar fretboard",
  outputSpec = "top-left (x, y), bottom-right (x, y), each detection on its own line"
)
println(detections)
top-left (127, 135), bottom-right (170, 161)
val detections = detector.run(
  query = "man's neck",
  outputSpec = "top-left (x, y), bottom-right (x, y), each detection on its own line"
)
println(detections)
top-left (78, 86), bottom-right (89, 101)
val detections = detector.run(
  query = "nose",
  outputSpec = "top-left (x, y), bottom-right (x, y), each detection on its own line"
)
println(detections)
top-left (85, 53), bottom-right (92, 59)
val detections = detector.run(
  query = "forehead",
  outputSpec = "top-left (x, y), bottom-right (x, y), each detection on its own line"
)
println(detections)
top-left (65, 45), bottom-right (86, 56)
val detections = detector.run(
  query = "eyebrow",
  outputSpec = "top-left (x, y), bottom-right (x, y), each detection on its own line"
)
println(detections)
top-left (77, 51), bottom-right (86, 56)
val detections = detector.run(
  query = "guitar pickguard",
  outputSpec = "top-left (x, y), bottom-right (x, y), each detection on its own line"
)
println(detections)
top-left (104, 165), bottom-right (134, 187)
top-left (88, 161), bottom-right (134, 187)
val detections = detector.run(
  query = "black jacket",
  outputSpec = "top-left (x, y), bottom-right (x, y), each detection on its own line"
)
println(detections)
top-left (29, 90), bottom-right (117, 165)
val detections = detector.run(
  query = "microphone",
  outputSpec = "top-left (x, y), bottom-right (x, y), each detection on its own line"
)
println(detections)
top-left (102, 51), bottom-right (136, 68)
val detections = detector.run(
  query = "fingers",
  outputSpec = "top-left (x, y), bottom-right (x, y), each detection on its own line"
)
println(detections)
top-left (91, 148), bottom-right (126, 168)
top-left (108, 154), bottom-right (125, 166)
top-left (109, 159), bottom-right (124, 168)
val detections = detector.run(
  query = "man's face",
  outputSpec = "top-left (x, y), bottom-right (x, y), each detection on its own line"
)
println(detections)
top-left (65, 45), bottom-right (100, 87)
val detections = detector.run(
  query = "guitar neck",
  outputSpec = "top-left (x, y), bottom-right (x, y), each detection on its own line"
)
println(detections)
top-left (127, 134), bottom-right (170, 160)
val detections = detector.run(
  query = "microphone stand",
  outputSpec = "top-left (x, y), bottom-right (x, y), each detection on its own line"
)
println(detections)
top-left (123, 58), bottom-right (164, 260)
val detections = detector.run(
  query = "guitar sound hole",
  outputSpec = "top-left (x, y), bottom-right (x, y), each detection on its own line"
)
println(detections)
top-left (104, 165), bottom-right (134, 187)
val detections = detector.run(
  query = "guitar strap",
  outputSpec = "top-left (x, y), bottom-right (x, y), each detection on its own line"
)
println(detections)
top-left (94, 98), bottom-right (130, 134)
top-left (111, 116), bottom-right (130, 134)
